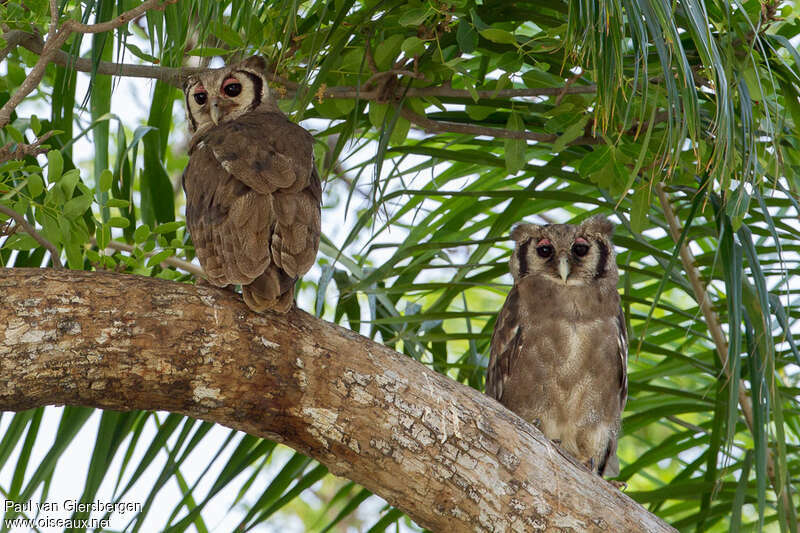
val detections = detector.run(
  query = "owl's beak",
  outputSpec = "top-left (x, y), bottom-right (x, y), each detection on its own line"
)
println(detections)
top-left (210, 98), bottom-right (222, 125)
top-left (558, 255), bottom-right (570, 283)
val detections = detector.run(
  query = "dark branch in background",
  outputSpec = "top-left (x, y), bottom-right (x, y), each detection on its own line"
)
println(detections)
top-left (399, 106), bottom-right (601, 145)
top-left (0, 204), bottom-right (63, 268)
top-left (1, 28), bottom-right (601, 144)
top-left (2, 29), bottom-right (597, 98)
top-left (0, 130), bottom-right (54, 164)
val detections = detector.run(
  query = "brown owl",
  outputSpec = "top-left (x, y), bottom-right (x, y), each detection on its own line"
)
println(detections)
top-left (182, 56), bottom-right (321, 312)
top-left (486, 215), bottom-right (628, 477)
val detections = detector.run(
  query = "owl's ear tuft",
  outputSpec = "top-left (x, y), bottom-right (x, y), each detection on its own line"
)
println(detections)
top-left (240, 55), bottom-right (267, 72)
top-left (582, 215), bottom-right (614, 236)
top-left (182, 75), bottom-right (197, 92)
top-left (511, 223), bottom-right (541, 242)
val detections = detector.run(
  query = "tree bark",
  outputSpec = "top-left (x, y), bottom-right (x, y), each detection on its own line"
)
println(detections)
top-left (0, 268), bottom-right (674, 532)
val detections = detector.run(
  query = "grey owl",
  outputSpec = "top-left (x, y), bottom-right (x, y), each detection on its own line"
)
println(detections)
top-left (486, 215), bottom-right (628, 477)
top-left (182, 56), bottom-right (321, 312)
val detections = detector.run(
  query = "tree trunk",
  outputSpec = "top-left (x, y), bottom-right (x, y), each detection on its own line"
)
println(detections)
top-left (0, 268), bottom-right (674, 532)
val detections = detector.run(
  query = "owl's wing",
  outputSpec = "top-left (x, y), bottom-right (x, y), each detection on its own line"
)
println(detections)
top-left (486, 287), bottom-right (523, 401)
top-left (616, 305), bottom-right (628, 411)
top-left (184, 111), bottom-right (321, 312)
top-left (195, 111), bottom-right (315, 194)
top-left (600, 305), bottom-right (629, 477)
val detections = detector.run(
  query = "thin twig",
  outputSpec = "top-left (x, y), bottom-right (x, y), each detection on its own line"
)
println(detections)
top-left (399, 106), bottom-right (601, 145)
top-left (555, 68), bottom-right (583, 106)
top-left (363, 69), bottom-right (425, 90)
top-left (0, 204), bottom-right (63, 268)
top-left (0, 131), bottom-right (55, 165)
top-left (94, 238), bottom-right (206, 279)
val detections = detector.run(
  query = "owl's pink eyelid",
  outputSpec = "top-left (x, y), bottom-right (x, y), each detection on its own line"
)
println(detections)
top-left (575, 237), bottom-right (589, 245)
top-left (536, 238), bottom-right (552, 246)
top-left (222, 77), bottom-right (239, 87)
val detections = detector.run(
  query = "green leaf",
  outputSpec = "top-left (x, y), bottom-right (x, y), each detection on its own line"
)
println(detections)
top-left (106, 198), bottom-right (130, 208)
top-left (552, 116), bottom-right (589, 153)
top-left (398, 8), bottom-right (429, 27)
top-left (373, 34), bottom-right (405, 71)
top-left (27, 174), bottom-right (43, 197)
top-left (47, 150), bottom-right (63, 183)
top-left (62, 194), bottom-right (92, 218)
top-left (503, 113), bottom-right (526, 174)
top-left (6, 125), bottom-right (23, 143)
top-left (630, 186), bottom-right (650, 233)
top-left (30, 115), bottom-right (41, 136)
top-left (578, 145), bottom-right (612, 176)
top-left (124, 43), bottom-right (160, 64)
top-left (98, 169), bottom-right (113, 193)
top-left (134, 224), bottom-right (151, 244)
top-left (65, 242), bottom-right (82, 269)
top-left (401, 36), bottom-right (425, 57)
top-left (59, 169), bottom-right (81, 198)
top-left (108, 217), bottom-right (130, 229)
top-left (147, 248), bottom-right (174, 267)
top-left (3, 234), bottom-right (39, 250)
top-left (456, 20), bottom-right (478, 53)
top-left (479, 28), bottom-right (516, 45)
top-left (210, 22), bottom-right (244, 48)
top-left (369, 103), bottom-right (388, 129)
top-left (522, 69), bottom-right (563, 88)
top-left (97, 223), bottom-right (111, 250)
top-left (152, 221), bottom-right (185, 234)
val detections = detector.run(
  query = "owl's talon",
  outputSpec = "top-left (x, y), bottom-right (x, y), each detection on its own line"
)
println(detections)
top-left (609, 480), bottom-right (627, 490)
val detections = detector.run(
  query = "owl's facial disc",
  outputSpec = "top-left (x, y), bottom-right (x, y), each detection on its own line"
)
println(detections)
top-left (222, 77), bottom-right (242, 97)
top-left (207, 76), bottom-right (247, 125)
top-left (192, 84), bottom-right (208, 105)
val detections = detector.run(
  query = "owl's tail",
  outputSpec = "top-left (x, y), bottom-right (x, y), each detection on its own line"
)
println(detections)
top-left (242, 267), bottom-right (296, 313)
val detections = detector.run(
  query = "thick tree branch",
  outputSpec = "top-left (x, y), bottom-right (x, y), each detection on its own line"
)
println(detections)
top-left (0, 268), bottom-right (675, 533)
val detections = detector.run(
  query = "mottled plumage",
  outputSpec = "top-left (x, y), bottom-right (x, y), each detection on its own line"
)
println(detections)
top-left (182, 56), bottom-right (321, 312)
top-left (486, 215), bottom-right (628, 477)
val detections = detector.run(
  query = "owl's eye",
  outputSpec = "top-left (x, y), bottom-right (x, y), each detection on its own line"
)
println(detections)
top-left (572, 239), bottom-right (590, 257)
top-left (536, 245), bottom-right (554, 258)
top-left (193, 91), bottom-right (207, 105)
top-left (222, 79), bottom-right (242, 97)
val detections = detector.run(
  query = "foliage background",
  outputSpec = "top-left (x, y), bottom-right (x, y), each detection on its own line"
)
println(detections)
top-left (1, 0), bottom-right (799, 531)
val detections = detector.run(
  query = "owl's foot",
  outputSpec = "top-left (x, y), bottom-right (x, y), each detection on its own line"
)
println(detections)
top-left (609, 480), bottom-right (627, 490)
